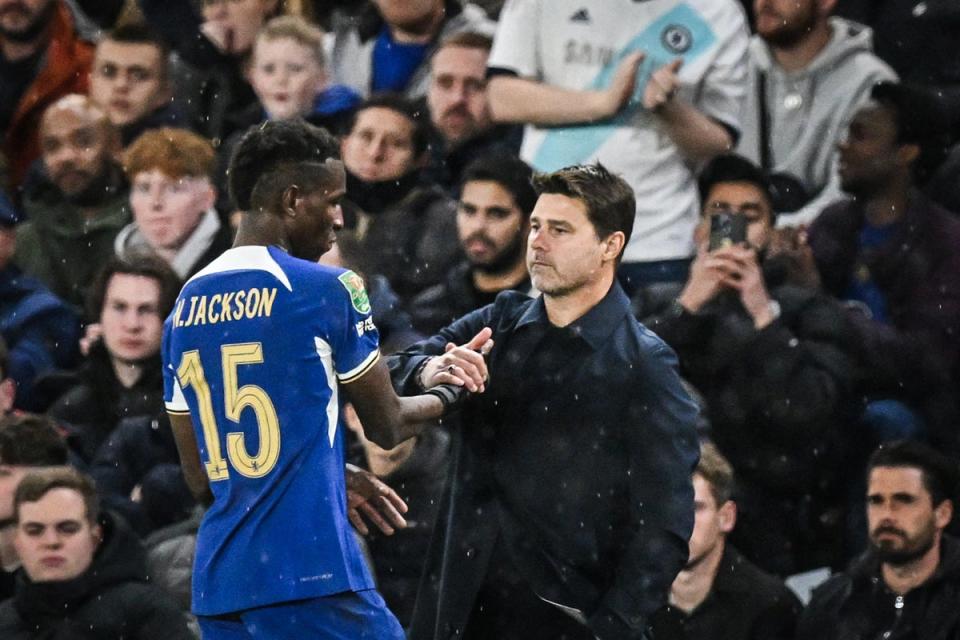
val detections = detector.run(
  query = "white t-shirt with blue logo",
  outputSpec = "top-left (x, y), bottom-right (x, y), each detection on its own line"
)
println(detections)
top-left (489, 0), bottom-right (749, 263)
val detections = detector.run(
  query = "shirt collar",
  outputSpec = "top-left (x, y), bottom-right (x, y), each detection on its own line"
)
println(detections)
top-left (515, 281), bottom-right (632, 350)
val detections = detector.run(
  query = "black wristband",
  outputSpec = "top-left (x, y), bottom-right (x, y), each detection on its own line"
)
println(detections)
top-left (425, 383), bottom-right (469, 412)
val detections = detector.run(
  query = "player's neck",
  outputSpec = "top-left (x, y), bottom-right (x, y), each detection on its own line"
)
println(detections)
top-left (543, 268), bottom-right (614, 328)
top-left (233, 213), bottom-right (291, 253)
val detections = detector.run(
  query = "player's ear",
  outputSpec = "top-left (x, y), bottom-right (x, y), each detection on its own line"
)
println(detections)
top-left (281, 184), bottom-right (300, 218)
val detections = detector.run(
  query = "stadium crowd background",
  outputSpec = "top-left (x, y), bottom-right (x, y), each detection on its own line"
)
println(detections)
top-left (0, 0), bottom-right (959, 637)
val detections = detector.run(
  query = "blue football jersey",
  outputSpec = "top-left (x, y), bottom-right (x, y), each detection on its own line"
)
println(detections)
top-left (162, 245), bottom-right (380, 615)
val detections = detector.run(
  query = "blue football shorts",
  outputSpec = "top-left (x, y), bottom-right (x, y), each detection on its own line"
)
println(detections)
top-left (197, 589), bottom-right (404, 639)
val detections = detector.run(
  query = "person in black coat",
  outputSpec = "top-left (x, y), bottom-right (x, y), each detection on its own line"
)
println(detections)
top-left (649, 442), bottom-right (801, 640)
top-left (0, 468), bottom-right (192, 639)
top-left (643, 154), bottom-right (862, 576)
top-left (797, 440), bottom-right (960, 640)
top-left (390, 164), bottom-right (699, 640)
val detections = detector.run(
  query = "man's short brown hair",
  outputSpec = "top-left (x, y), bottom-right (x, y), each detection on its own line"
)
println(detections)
top-left (0, 414), bottom-right (68, 467)
top-left (532, 162), bottom-right (635, 261)
top-left (696, 441), bottom-right (735, 507)
top-left (15, 468), bottom-right (100, 525)
top-left (123, 127), bottom-right (216, 181)
top-left (87, 252), bottom-right (182, 324)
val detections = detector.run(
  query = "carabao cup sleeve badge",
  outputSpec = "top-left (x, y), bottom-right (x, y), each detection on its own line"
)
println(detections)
top-left (337, 270), bottom-right (372, 314)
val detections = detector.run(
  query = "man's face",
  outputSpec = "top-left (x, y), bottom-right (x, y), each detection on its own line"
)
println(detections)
top-left (685, 474), bottom-right (734, 570)
top-left (373, 0), bottom-right (443, 32)
top-left (287, 160), bottom-right (346, 262)
top-left (130, 170), bottom-right (214, 254)
top-left (527, 193), bottom-right (611, 297)
top-left (90, 40), bottom-right (168, 128)
top-left (754, 0), bottom-right (819, 47)
top-left (100, 273), bottom-right (163, 364)
top-left (201, 0), bottom-right (275, 55)
top-left (697, 181), bottom-right (773, 251)
top-left (39, 105), bottom-right (115, 198)
top-left (14, 488), bottom-right (100, 582)
top-left (867, 466), bottom-right (951, 566)
top-left (457, 180), bottom-right (526, 273)
top-left (838, 102), bottom-right (904, 197)
top-left (341, 107), bottom-right (419, 183)
top-left (428, 45), bottom-right (492, 146)
top-left (0, 0), bottom-right (53, 43)
top-left (0, 464), bottom-right (30, 570)
top-left (249, 36), bottom-right (326, 121)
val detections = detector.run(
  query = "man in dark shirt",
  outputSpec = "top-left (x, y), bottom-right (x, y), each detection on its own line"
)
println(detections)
top-left (391, 163), bottom-right (700, 640)
top-left (650, 441), bottom-right (801, 640)
top-left (797, 439), bottom-right (960, 640)
top-left (0, 0), bottom-right (93, 189)
top-left (409, 151), bottom-right (535, 334)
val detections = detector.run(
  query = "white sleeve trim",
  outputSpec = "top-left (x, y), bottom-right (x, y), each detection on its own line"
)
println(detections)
top-left (165, 377), bottom-right (189, 413)
top-left (337, 349), bottom-right (381, 384)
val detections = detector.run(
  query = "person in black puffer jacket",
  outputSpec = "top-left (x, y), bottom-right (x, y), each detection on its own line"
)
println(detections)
top-left (0, 467), bottom-right (192, 639)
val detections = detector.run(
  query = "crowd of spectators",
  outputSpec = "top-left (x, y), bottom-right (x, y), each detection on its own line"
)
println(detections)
top-left (0, 0), bottom-right (959, 636)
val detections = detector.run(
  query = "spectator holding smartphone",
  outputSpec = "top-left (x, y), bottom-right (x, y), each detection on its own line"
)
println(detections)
top-left (643, 153), bottom-right (863, 577)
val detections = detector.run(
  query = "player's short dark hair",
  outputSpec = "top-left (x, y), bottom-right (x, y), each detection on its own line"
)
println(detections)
top-left (0, 414), bottom-right (69, 467)
top-left (248, 160), bottom-right (340, 215)
top-left (460, 152), bottom-right (537, 218)
top-left (697, 153), bottom-right (775, 224)
top-left (696, 441), bottom-right (735, 507)
top-left (532, 162), bottom-right (635, 262)
top-left (87, 252), bottom-right (181, 323)
top-left (871, 81), bottom-right (952, 185)
top-left (15, 467), bottom-right (99, 525)
top-left (228, 120), bottom-right (341, 211)
top-left (101, 22), bottom-right (170, 80)
top-left (867, 439), bottom-right (958, 508)
top-left (347, 93), bottom-right (430, 158)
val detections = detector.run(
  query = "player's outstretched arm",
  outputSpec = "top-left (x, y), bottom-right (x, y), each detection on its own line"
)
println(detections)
top-left (169, 411), bottom-right (214, 506)
top-left (344, 359), bottom-right (447, 450)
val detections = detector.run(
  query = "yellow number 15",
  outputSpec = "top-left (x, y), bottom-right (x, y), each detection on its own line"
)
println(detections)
top-left (177, 343), bottom-right (281, 481)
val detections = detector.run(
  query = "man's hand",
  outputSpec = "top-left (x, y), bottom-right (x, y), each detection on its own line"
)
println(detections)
top-left (714, 246), bottom-right (776, 329)
top-left (420, 327), bottom-right (494, 392)
top-left (592, 51), bottom-right (645, 120)
top-left (677, 245), bottom-right (727, 313)
top-left (345, 463), bottom-right (408, 536)
top-left (767, 226), bottom-right (821, 290)
top-left (643, 58), bottom-right (683, 112)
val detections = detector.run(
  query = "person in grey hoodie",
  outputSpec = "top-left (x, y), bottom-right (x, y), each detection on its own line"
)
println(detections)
top-left (737, 0), bottom-right (895, 227)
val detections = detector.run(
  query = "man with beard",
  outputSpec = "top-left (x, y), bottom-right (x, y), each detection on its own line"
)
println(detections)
top-left (329, 0), bottom-right (492, 98)
top-left (0, 0), bottom-right (93, 190)
top-left (424, 32), bottom-right (520, 193)
top-left (649, 442), bottom-right (800, 640)
top-left (737, 0), bottom-right (894, 225)
top-left (644, 153), bottom-right (862, 577)
top-left (339, 93), bottom-right (460, 302)
top-left (14, 95), bottom-right (129, 309)
top-left (390, 163), bottom-right (699, 639)
top-left (797, 439), bottom-right (960, 640)
top-left (409, 152), bottom-right (535, 335)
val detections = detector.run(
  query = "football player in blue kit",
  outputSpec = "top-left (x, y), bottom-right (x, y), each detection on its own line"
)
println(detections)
top-left (162, 120), bottom-right (491, 639)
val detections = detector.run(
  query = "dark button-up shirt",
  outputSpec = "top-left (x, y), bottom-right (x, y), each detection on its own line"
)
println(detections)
top-left (390, 283), bottom-right (699, 640)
